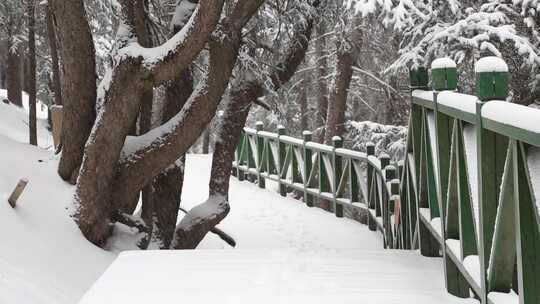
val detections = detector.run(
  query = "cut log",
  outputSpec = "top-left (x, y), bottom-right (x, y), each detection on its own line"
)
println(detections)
top-left (8, 179), bottom-right (28, 208)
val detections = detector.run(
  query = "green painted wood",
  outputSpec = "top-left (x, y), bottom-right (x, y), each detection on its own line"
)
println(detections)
top-left (319, 152), bottom-right (330, 196)
top-left (476, 71), bottom-right (509, 101)
top-left (456, 122), bottom-right (478, 258)
top-left (410, 67), bottom-right (429, 89)
top-left (423, 112), bottom-right (440, 219)
top-left (514, 142), bottom-right (540, 304)
top-left (445, 122), bottom-right (460, 240)
top-left (303, 131), bottom-right (314, 207)
top-left (488, 144), bottom-right (516, 293)
top-left (292, 146), bottom-right (302, 184)
top-left (256, 122), bottom-right (266, 189)
top-left (432, 67), bottom-right (458, 91)
top-left (333, 137), bottom-right (344, 218)
top-left (477, 100), bottom-right (509, 303)
top-left (277, 126), bottom-right (287, 197)
top-left (349, 159), bottom-right (360, 203)
top-left (367, 143), bottom-right (377, 231)
top-left (237, 133), bottom-right (246, 181)
top-left (514, 143), bottom-right (540, 303)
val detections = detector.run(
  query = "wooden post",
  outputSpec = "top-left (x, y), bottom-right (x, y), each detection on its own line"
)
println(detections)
top-left (303, 131), bottom-right (314, 207)
top-left (50, 105), bottom-right (63, 149)
top-left (431, 58), bottom-right (457, 91)
top-left (475, 57), bottom-right (511, 304)
top-left (255, 121), bottom-right (265, 189)
top-left (8, 179), bottom-right (28, 208)
top-left (366, 142), bottom-right (377, 231)
top-left (333, 136), bottom-right (343, 218)
top-left (237, 133), bottom-right (246, 181)
top-left (277, 125), bottom-right (287, 197)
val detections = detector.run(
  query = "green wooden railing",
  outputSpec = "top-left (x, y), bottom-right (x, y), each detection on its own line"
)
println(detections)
top-left (232, 56), bottom-right (540, 304)
top-left (232, 123), bottom-right (401, 249)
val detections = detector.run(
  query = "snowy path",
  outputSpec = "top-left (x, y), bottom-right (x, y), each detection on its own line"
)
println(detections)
top-left (183, 154), bottom-right (384, 250)
top-left (81, 155), bottom-right (478, 304)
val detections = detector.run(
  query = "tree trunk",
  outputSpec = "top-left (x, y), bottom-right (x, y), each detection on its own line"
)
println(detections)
top-left (324, 46), bottom-right (354, 144)
top-left (74, 0), bottom-right (228, 246)
top-left (315, 22), bottom-right (328, 142)
top-left (47, 3), bottom-right (62, 106)
top-left (6, 48), bottom-right (22, 107)
top-left (27, 0), bottom-right (37, 146)
top-left (150, 68), bottom-right (193, 248)
top-left (299, 78), bottom-right (308, 132)
top-left (202, 128), bottom-right (211, 154)
top-left (52, 0), bottom-right (97, 182)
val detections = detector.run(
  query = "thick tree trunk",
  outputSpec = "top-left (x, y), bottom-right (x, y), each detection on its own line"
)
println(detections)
top-left (324, 47), bottom-right (354, 144)
top-left (28, 0), bottom-right (37, 146)
top-left (52, 0), bottom-right (97, 182)
top-left (47, 3), bottom-right (62, 106)
top-left (74, 0), bottom-right (227, 246)
top-left (6, 48), bottom-right (22, 107)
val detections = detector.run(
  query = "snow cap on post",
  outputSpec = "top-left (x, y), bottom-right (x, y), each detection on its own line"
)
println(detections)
top-left (255, 121), bottom-right (264, 131)
top-left (409, 66), bottom-right (429, 89)
top-left (332, 136), bottom-right (343, 148)
top-left (475, 56), bottom-right (509, 102)
top-left (431, 57), bottom-right (457, 91)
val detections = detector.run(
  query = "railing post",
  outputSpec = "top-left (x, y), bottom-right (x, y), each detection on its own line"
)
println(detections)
top-left (277, 125), bottom-right (287, 197)
top-left (255, 121), bottom-right (265, 189)
top-left (475, 57), bottom-right (511, 304)
top-left (384, 164), bottom-right (396, 248)
top-left (333, 136), bottom-right (344, 218)
top-left (237, 133), bottom-right (245, 181)
top-left (303, 131), bottom-right (314, 207)
top-left (366, 142), bottom-right (377, 231)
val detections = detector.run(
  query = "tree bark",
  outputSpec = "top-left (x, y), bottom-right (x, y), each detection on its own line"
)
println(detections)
top-left (27, 0), bottom-right (37, 146)
top-left (6, 48), bottom-right (22, 107)
top-left (52, 0), bottom-right (97, 182)
top-left (173, 2), bottom-right (319, 249)
top-left (74, 0), bottom-right (227, 246)
top-left (299, 78), bottom-right (308, 132)
top-left (315, 22), bottom-right (328, 142)
top-left (150, 68), bottom-right (193, 248)
top-left (47, 2), bottom-right (62, 106)
top-left (324, 44), bottom-right (354, 144)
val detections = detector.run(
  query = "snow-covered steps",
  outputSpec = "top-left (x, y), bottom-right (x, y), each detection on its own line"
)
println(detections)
top-left (79, 249), bottom-right (478, 304)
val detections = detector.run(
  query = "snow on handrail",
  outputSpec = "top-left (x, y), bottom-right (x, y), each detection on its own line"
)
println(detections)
top-left (280, 135), bottom-right (303, 146)
top-left (412, 90), bottom-right (435, 102)
top-left (305, 141), bottom-right (334, 153)
top-left (482, 101), bottom-right (540, 139)
top-left (335, 148), bottom-right (367, 160)
top-left (257, 131), bottom-right (278, 139)
top-left (437, 91), bottom-right (478, 115)
top-left (243, 127), bottom-right (256, 135)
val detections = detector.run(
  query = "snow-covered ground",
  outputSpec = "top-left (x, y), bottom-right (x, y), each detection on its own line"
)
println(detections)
top-left (0, 101), bottom-right (479, 304)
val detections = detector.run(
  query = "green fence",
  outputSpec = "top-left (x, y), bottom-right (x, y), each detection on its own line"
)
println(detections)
top-left (232, 56), bottom-right (540, 304)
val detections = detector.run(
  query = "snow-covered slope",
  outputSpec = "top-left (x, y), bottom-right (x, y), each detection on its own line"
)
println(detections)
top-left (0, 93), bottom-right (53, 149)
top-left (0, 104), bottom-right (114, 303)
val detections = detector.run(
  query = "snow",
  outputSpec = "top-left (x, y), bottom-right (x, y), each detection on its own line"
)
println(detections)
top-left (488, 291), bottom-right (519, 304)
top-left (463, 255), bottom-right (481, 285)
top-left (462, 124), bottom-right (480, 242)
top-left (446, 239), bottom-right (461, 258)
top-left (0, 91), bottom-right (52, 149)
top-left (482, 101), bottom-right (540, 135)
top-left (431, 58), bottom-right (457, 69)
top-left (412, 90), bottom-right (435, 101)
top-left (79, 249), bottom-right (477, 304)
top-left (475, 57), bottom-right (509, 73)
top-left (527, 146), bottom-right (540, 215)
top-left (438, 91), bottom-right (479, 114)
top-left (0, 89), bottom-right (49, 120)
top-left (0, 104), bottom-right (114, 303)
